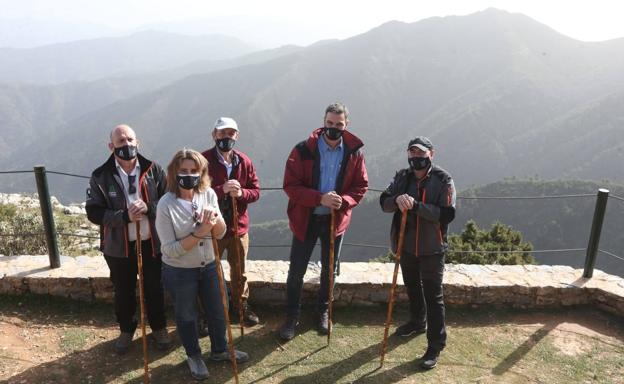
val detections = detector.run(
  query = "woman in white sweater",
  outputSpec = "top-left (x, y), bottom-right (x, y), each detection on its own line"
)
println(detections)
top-left (156, 148), bottom-right (248, 380)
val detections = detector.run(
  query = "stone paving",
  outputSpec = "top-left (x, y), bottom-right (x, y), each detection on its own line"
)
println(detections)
top-left (1, 255), bottom-right (623, 316)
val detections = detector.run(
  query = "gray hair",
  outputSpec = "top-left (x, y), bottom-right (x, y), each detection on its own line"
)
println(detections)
top-left (324, 102), bottom-right (349, 119)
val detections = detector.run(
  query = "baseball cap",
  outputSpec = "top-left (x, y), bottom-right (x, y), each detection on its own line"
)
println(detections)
top-left (213, 117), bottom-right (238, 131)
top-left (407, 136), bottom-right (433, 151)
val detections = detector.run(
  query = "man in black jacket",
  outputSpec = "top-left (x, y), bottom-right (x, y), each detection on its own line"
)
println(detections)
top-left (86, 124), bottom-right (170, 354)
top-left (380, 136), bottom-right (456, 370)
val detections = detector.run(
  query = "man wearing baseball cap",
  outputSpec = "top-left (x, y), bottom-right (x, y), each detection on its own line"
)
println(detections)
top-left (201, 117), bottom-right (261, 326)
top-left (379, 136), bottom-right (456, 369)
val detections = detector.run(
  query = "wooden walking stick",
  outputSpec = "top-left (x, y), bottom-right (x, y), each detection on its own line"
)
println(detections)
top-left (135, 221), bottom-right (150, 384)
top-left (327, 209), bottom-right (336, 345)
top-left (380, 210), bottom-right (408, 367)
top-left (211, 228), bottom-right (240, 384)
top-left (230, 195), bottom-right (245, 337)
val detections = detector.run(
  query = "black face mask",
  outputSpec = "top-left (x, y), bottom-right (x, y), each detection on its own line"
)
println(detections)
top-left (323, 127), bottom-right (344, 141)
top-left (216, 137), bottom-right (236, 152)
top-left (176, 174), bottom-right (200, 190)
top-left (114, 144), bottom-right (137, 161)
top-left (409, 156), bottom-right (431, 171)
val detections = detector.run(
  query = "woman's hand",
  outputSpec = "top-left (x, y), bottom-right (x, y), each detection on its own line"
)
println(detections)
top-left (194, 208), bottom-right (220, 237)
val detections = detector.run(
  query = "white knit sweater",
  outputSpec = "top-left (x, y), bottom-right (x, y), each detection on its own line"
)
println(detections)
top-left (155, 189), bottom-right (226, 268)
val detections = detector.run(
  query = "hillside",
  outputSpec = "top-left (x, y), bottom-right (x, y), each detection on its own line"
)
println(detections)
top-left (248, 179), bottom-right (624, 277)
top-left (2, 9), bottom-right (624, 203)
top-left (0, 30), bottom-right (255, 84)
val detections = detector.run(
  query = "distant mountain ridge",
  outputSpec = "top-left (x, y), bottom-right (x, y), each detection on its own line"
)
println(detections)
top-left (0, 30), bottom-right (255, 84)
top-left (1, 8), bottom-right (624, 204)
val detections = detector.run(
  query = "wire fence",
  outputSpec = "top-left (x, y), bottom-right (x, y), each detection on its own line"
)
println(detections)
top-left (1, 167), bottom-right (623, 268)
top-left (0, 168), bottom-right (605, 200)
top-left (609, 194), bottom-right (624, 203)
top-left (599, 249), bottom-right (624, 263)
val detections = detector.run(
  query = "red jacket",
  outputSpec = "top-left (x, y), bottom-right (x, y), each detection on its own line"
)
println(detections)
top-left (283, 128), bottom-right (368, 241)
top-left (202, 147), bottom-right (260, 237)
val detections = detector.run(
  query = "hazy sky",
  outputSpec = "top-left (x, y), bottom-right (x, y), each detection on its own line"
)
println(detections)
top-left (2, 0), bottom-right (624, 46)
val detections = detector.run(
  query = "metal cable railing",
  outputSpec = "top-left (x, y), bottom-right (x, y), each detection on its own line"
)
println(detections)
top-left (599, 249), bottom-right (624, 263)
top-left (0, 167), bottom-right (621, 275)
top-left (609, 194), bottom-right (624, 203)
top-left (0, 168), bottom-right (606, 200)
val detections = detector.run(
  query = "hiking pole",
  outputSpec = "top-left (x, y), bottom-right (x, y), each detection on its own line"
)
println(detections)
top-left (211, 228), bottom-right (240, 384)
top-left (327, 209), bottom-right (336, 345)
top-left (230, 195), bottom-right (245, 337)
top-left (380, 210), bottom-right (408, 367)
top-left (135, 221), bottom-right (150, 383)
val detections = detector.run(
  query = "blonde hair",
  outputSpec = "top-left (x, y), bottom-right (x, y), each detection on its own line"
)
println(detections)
top-left (166, 148), bottom-right (211, 195)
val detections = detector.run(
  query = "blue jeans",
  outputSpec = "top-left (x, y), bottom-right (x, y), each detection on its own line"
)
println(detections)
top-left (286, 215), bottom-right (344, 318)
top-left (162, 262), bottom-right (227, 357)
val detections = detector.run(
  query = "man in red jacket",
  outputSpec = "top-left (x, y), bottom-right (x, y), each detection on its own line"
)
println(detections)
top-left (202, 117), bottom-right (261, 326)
top-left (279, 103), bottom-right (368, 340)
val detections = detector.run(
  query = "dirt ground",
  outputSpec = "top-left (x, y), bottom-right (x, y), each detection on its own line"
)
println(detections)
top-left (1, 295), bottom-right (623, 384)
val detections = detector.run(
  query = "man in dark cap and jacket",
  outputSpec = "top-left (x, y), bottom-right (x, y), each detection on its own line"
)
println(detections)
top-left (380, 136), bottom-right (456, 369)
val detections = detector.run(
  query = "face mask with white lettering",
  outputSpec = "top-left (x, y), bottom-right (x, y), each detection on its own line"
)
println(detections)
top-left (177, 174), bottom-right (200, 190)
top-left (114, 144), bottom-right (137, 160)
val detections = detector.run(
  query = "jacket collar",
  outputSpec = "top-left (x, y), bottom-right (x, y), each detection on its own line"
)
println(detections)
top-left (104, 152), bottom-right (152, 177)
top-left (305, 127), bottom-right (364, 156)
top-left (208, 146), bottom-right (240, 167)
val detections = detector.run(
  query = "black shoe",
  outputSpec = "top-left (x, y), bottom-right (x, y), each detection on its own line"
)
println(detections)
top-left (394, 321), bottom-right (426, 337)
top-left (317, 310), bottom-right (329, 335)
top-left (420, 347), bottom-right (440, 370)
top-left (114, 332), bottom-right (134, 355)
top-left (151, 328), bottom-right (171, 350)
top-left (279, 317), bottom-right (299, 341)
top-left (243, 304), bottom-right (260, 326)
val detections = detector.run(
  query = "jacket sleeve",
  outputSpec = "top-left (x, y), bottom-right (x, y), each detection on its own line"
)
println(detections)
top-left (155, 198), bottom-right (187, 258)
top-left (416, 178), bottom-right (456, 224)
top-left (239, 160), bottom-right (260, 204)
top-left (379, 171), bottom-right (402, 213)
top-left (85, 177), bottom-right (129, 227)
top-left (283, 147), bottom-right (323, 207)
top-left (339, 152), bottom-right (368, 210)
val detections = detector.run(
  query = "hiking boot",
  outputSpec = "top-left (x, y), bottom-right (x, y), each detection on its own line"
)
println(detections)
top-left (151, 328), bottom-right (171, 350)
top-left (420, 346), bottom-right (440, 370)
top-left (209, 349), bottom-right (250, 364)
top-left (317, 310), bottom-right (329, 335)
top-left (187, 355), bottom-right (209, 380)
top-left (279, 317), bottom-right (299, 341)
top-left (114, 332), bottom-right (134, 355)
top-left (243, 304), bottom-right (260, 326)
top-left (394, 321), bottom-right (426, 337)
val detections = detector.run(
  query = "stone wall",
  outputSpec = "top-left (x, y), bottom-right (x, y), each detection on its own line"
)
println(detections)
top-left (1, 256), bottom-right (623, 317)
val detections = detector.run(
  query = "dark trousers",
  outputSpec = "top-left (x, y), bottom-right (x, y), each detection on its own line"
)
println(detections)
top-left (400, 252), bottom-right (446, 352)
top-left (104, 240), bottom-right (167, 333)
top-left (286, 215), bottom-right (344, 318)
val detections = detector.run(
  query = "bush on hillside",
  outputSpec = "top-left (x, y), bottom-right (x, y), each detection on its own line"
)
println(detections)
top-left (370, 219), bottom-right (534, 265)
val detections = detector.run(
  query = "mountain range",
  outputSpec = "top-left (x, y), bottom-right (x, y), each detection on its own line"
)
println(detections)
top-left (2, 8), bottom-right (623, 201)
top-left (0, 9), bottom-right (623, 272)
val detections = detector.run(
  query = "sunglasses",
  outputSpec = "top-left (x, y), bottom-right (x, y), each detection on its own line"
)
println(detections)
top-left (191, 202), bottom-right (201, 227)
